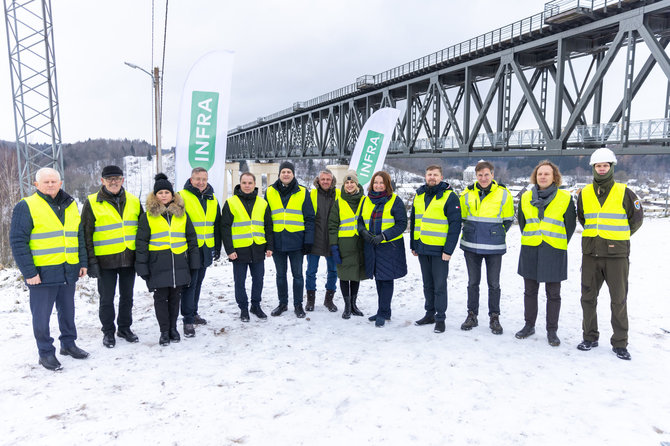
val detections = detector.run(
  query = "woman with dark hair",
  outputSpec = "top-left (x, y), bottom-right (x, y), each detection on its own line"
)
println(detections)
top-left (358, 171), bottom-right (407, 327)
top-left (515, 161), bottom-right (576, 346)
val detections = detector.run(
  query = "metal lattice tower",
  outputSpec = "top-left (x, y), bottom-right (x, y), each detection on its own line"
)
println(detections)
top-left (4, 0), bottom-right (63, 197)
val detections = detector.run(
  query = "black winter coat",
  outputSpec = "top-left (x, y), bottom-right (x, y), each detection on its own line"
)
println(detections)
top-left (310, 176), bottom-right (338, 257)
top-left (221, 185), bottom-right (274, 264)
top-left (134, 192), bottom-right (200, 291)
top-left (180, 180), bottom-right (222, 268)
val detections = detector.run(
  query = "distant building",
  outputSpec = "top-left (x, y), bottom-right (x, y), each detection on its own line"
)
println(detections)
top-left (463, 166), bottom-right (476, 183)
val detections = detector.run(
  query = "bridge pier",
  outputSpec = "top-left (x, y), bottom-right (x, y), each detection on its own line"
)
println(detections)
top-left (326, 164), bottom-right (350, 188)
top-left (247, 162), bottom-right (280, 194)
top-left (223, 162), bottom-right (240, 199)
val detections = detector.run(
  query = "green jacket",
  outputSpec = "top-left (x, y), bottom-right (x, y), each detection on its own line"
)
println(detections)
top-left (328, 185), bottom-right (368, 281)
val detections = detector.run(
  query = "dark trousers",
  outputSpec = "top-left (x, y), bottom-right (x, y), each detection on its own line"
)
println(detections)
top-left (375, 279), bottom-right (394, 319)
top-left (153, 287), bottom-right (182, 333)
top-left (233, 261), bottom-right (264, 309)
top-left (418, 254), bottom-right (450, 322)
top-left (305, 254), bottom-right (338, 291)
top-left (181, 266), bottom-right (207, 324)
top-left (464, 251), bottom-right (502, 316)
top-left (523, 278), bottom-right (561, 331)
top-left (29, 284), bottom-right (77, 357)
top-left (581, 254), bottom-right (629, 348)
top-left (339, 279), bottom-right (360, 297)
top-left (98, 266), bottom-right (135, 334)
top-left (272, 250), bottom-right (304, 306)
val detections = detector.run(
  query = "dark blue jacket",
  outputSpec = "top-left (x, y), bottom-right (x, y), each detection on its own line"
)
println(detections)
top-left (358, 193), bottom-right (407, 281)
top-left (181, 180), bottom-right (222, 268)
top-left (264, 178), bottom-right (315, 252)
top-left (10, 190), bottom-right (88, 287)
top-left (409, 182), bottom-right (462, 256)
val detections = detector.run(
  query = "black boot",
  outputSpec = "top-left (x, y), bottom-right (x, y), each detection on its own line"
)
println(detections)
top-left (294, 303), bottom-right (306, 318)
top-left (415, 313), bottom-right (436, 326)
top-left (103, 332), bottom-right (116, 348)
top-left (183, 323), bottom-right (195, 338)
top-left (324, 290), bottom-right (338, 312)
top-left (350, 295), bottom-right (363, 316)
top-left (489, 313), bottom-right (503, 335)
top-left (250, 304), bottom-right (267, 319)
top-left (240, 307), bottom-right (250, 322)
top-left (547, 330), bottom-right (560, 347)
top-left (305, 290), bottom-right (316, 312)
top-left (460, 311), bottom-right (478, 330)
top-left (169, 328), bottom-right (181, 343)
top-left (342, 295), bottom-right (352, 319)
top-left (271, 304), bottom-right (288, 317)
top-left (159, 332), bottom-right (170, 346)
top-left (515, 324), bottom-right (535, 339)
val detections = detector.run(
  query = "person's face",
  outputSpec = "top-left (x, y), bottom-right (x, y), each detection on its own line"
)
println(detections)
top-left (101, 176), bottom-right (124, 194)
top-left (35, 172), bottom-right (62, 198)
top-left (476, 168), bottom-right (493, 188)
top-left (344, 179), bottom-right (357, 194)
top-left (535, 165), bottom-right (554, 189)
top-left (190, 171), bottom-right (208, 192)
top-left (240, 175), bottom-right (255, 194)
top-left (425, 169), bottom-right (443, 187)
top-left (318, 173), bottom-right (333, 190)
top-left (279, 168), bottom-right (294, 185)
top-left (156, 190), bottom-right (173, 205)
top-left (594, 162), bottom-right (611, 175)
top-left (372, 175), bottom-right (386, 192)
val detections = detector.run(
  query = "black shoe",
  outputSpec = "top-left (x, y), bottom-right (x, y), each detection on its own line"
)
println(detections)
top-left (434, 321), bottom-right (446, 333)
top-left (547, 330), bottom-right (560, 347)
top-left (183, 323), bottom-right (195, 338)
top-left (241, 308), bottom-right (250, 322)
top-left (103, 332), bottom-right (116, 348)
top-left (60, 344), bottom-right (90, 359)
top-left (612, 347), bottom-right (631, 360)
top-left (375, 316), bottom-right (385, 327)
top-left (324, 290), bottom-right (338, 312)
top-left (515, 324), bottom-right (535, 339)
top-left (271, 304), bottom-right (288, 317)
top-left (305, 290), bottom-right (316, 312)
top-left (294, 304), bottom-right (306, 318)
top-left (415, 314), bottom-right (436, 326)
top-left (342, 295), bottom-right (352, 319)
top-left (489, 313), bottom-right (503, 335)
top-left (461, 311), bottom-right (478, 330)
top-left (39, 354), bottom-right (62, 371)
top-left (193, 313), bottom-right (207, 325)
top-left (169, 328), bottom-right (181, 343)
top-left (577, 339), bottom-right (598, 351)
top-left (350, 295), bottom-right (364, 317)
top-left (250, 304), bottom-right (267, 319)
top-left (159, 331), bottom-right (170, 346)
top-left (117, 328), bottom-right (139, 343)
top-left (368, 314), bottom-right (378, 322)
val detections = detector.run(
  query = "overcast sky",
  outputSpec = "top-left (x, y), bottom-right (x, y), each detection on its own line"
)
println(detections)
top-left (0, 0), bottom-right (614, 146)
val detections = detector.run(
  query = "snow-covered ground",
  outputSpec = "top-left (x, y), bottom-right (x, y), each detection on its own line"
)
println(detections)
top-left (1, 220), bottom-right (669, 445)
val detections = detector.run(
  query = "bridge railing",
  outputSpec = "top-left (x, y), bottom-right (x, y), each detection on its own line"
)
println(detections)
top-left (544, 0), bottom-right (642, 19)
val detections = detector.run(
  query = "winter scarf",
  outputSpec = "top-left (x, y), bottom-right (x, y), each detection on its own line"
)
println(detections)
top-left (530, 183), bottom-right (558, 219)
top-left (476, 181), bottom-right (493, 200)
top-left (592, 164), bottom-right (615, 197)
top-left (417, 181), bottom-right (450, 207)
top-left (368, 190), bottom-right (392, 235)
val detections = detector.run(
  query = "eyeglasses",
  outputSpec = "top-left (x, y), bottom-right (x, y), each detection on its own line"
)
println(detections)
top-left (104, 176), bottom-right (124, 183)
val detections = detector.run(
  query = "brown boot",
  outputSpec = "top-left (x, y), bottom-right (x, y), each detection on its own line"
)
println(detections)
top-left (305, 290), bottom-right (316, 312)
top-left (324, 289), bottom-right (338, 312)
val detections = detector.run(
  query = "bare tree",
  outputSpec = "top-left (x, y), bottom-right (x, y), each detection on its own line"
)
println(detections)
top-left (0, 150), bottom-right (21, 266)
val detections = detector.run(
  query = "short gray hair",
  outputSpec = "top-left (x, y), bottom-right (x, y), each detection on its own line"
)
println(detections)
top-left (35, 167), bottom-right (61, 182)
top-left (318, 169), bottom-right (333, 178)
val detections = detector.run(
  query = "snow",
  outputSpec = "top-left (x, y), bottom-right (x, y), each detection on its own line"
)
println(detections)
top-left (1, 220), bottom-right (669, 445)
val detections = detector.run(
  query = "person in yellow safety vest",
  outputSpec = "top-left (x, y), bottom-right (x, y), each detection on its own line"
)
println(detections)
top-left (410, 165), bottom-right (462, 334)
top-left (306, 169), bottom-right (341, 313)
top-left (515, 161), bottom-right (576, 347)
top-left (10, 167), bottom-right (89, 371)
top-left (82, 165), bottom-right (143, 349)
top-left (135, 173), bottom-right (200, 347)
top-left (459, 160), bottom-right (514, 335)
top-left (178, 167), bottom-right (222, 338)
top-left (221, 172), bottom-right (274, 322)
top-left (264, 161), bottom-right (315, 318)
top-left (576, 148), bottom-right (643, 361)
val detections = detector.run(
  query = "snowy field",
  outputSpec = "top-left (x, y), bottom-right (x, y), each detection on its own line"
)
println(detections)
top-left (1, 220), bottom-right (669, 446)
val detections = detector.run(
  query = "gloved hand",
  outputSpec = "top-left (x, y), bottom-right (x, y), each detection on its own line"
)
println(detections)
top-left (302, 243), bottom-right (313, 255)
top-left (87, 263), bottom-right (100, 279)
top-left (212, 250), bottom-right (221, 261)
top-left (361, 230), bottom-right (375, 244)
top-left (331, 245), bottom-right (342, 264)
top-left (371, 234), bottom-right (385, 246)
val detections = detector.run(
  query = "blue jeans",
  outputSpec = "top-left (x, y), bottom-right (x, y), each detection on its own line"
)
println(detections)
top-left (272, 250), bottom-right (304, 306)
top-left (181, 266), bottom-right (207, 324)
top-left (29, 284), bottom-right (77, 357)
top-left (305, 254), bottom-right (337, 291)
top-left (464, 251), bottom-right (502, 316)
top-left (233, 261), bottom-right (264, 309)
top-left (418, 254), bottom-right (450, 322)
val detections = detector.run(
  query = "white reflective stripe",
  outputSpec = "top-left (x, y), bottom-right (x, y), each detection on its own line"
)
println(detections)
top-left (272, 208), bottom-right (302, 216)
top-left (171, 232), bottom-right (186, 238)
top-left (124, 235), bottom-right (136, 241)
top-left (541, 230), bottom-right (567, 239)
top-left (123, 220), bottom-right (138, 226)
top-left (150, 231), bottom-right (169, 239)
top-left (65, 247), bottom-right (78, 253)
top-left (32, 247), bottom-right (65, 255)
top-left (93, 237), bottom-right (125, 246)
top-left (192, 222), bottom-right (207, 227)
top-left (340, 217), bottom-right (357, 224)
top-left (232, 221), bottom-right (252, 227)
top-left (421, 217), bottom-right (448, 224)
top-left (460, 239), bottom-right (506, 250)
top-left (203, 233), bottom-right (214, 239)
top-left (232, 233), bottom-right (253, 240)
top-left (420, 230), bottom-right (447, 237)
top-left (498, 189), bottom-right (508, 217)
top-left (542, 217), bottom-right (565, 227)
top-left (64, 231), bottom-right (78, 237)
top-left (522, 230), bottom-right (542, 237)
top-left (252, 232), bottom-right (265, 237)
top-left (584, 224), bottom-right (629, 231)
top-left (283, 221), bottom-right (304, 226)
top-left (466, 216), bottom-right (503, 223)
top-left (584, 213), bottom-right (627, 219)
top-left (339, 225), bottom-right (356, 231)
top-left (525, 218), bottom-right (540, 224)
top-left (172, 241), bottom-right (187, 248)
top-left (149, 241), bottom-right (170, 246)
top-left (415, 214), bottom-right (423, 219)
top-left (96, 222), bottom-right (123, 231)
top-left (30, 230), bottom-right (64, 240)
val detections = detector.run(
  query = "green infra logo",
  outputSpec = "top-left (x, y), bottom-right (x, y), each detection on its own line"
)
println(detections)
top-left (189, 91), bottom-right (219, 170)
top-left (356, 130), bottom-right (384, 184)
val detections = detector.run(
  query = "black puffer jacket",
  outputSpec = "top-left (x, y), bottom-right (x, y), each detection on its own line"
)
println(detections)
top-left (311, 176), bottom-right (338, 257)
top-left (134, 192), bottom-right (200, 290)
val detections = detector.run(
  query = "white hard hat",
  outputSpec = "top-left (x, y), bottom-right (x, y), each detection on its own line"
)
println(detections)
top-left (589, 148), bottom-right (617, 165)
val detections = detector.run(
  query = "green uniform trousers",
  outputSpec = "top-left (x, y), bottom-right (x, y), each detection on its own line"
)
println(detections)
top-left (580, 254), bottom-right (629, 348)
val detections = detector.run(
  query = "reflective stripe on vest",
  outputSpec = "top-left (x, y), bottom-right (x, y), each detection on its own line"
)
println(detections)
top-left (337, 197), bottom-right (363, 238)
top-left (459, 181), bottom-right (513, 253)
top-left (24, 193), bottom-right (81, 266)
top-left (147, 214), bottom-right (188, 254)
top-left (180, 189), bottom-right (218, 248)
top-left (266, 185), bottom-right (306, 232)
top-left (88, 192), bottom-right (141, 255)
top-left (582, 183), bottom-right (630, 240)
top-left (413, 190), bottom-right (452, 246)
top-left (360, 194), bottom-right (403, 243)
top-left (520, 188), bottom-right (571, 250)
top-left (310, 188), bottom-right (341, 214)
top-left (228, 195), bottom-right (268, 248)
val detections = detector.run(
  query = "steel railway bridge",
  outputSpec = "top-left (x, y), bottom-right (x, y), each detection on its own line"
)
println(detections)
top-left (227, 0), bottom-right (670, 161)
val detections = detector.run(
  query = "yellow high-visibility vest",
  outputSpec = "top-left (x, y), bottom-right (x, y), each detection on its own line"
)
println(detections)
top-left (337, 198), bottom-right (363, 238)
top-left (520, 188), bottom-right (571, 250)
top-left (147, 213), bottom-right (188, 254)
top-left (228, 195), bottom-right (267, 248)
top-left (180, 189), bottom-right (218, 248)
top-left (24, 193), bottom-right (80, 266)
top-left (266, 185), bottom-right (306, 233)
top-left (459, 181), bottom-right (514, 253)
top-left (581, 183), bottom-right (630, 240)
top-left (360, 194), bottom-right (403, 243)
top-left (88, 192), bottom-right (141, 255)
top-left (413, 190), bottom-right (453, 246)
top-left (310, 188), bottom-right (341, 214)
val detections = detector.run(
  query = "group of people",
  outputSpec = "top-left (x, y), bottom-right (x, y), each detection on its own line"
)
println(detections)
top-left (10, 147), bottom-right (643, 371)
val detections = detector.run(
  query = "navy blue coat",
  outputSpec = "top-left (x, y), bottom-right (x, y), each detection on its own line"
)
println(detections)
top-left (10, 190), bottom-right (88, 287)
top-left (264, 178), bottom-right (315, 252)
top-left (409, 182), bottom-right (462, 256)
top-left (358, 194), bottom-right (408, 281)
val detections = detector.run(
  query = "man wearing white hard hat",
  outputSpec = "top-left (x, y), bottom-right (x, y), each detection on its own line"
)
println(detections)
top-left (576, 148), bottom-right (643, 360)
